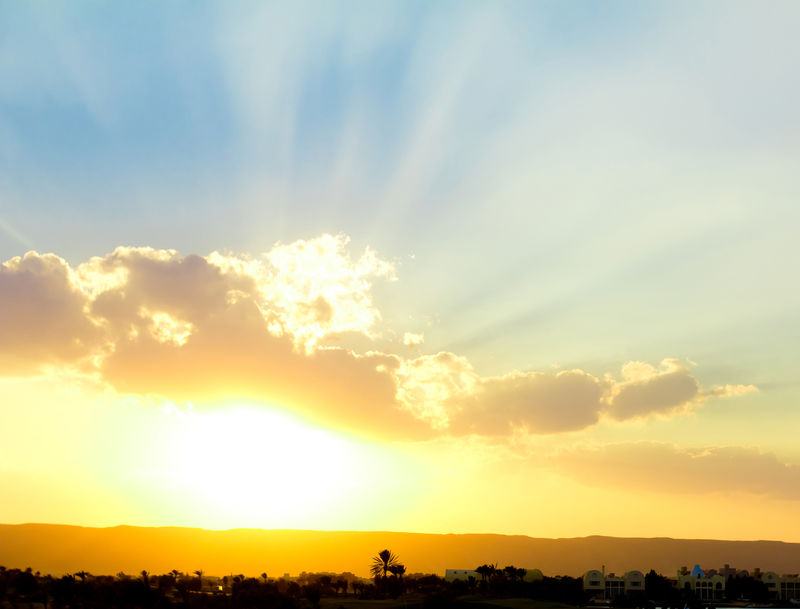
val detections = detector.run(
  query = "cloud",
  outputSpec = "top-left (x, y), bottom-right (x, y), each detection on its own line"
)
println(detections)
top-left (606, 359), bottom-right (757, 420)
top-left (0, 252), bottom-right (101, 374)
top-left (704, 383), bottom-right (759, 399)
top-left (88, 240), bottom-right (424, 440)
top-left (0, 238), bottom-right (423, 440)
top-left (606, 359), bottom-right (701, 420)
top-left (395, 355), bottom-right (753, 437)
top-left (0, 237), bottom-right (756, 440)
top-left (99, 296), bottom-right (427, 440)
top-left (449, 369), bottom-right (606, 435)
top-left (553, 442), bottom-right (800, 501)
top-left (403, 332), bottom-right (424, 347)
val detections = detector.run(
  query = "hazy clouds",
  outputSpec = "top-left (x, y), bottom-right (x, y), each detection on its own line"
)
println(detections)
top-left (554, 442), bottom-right (800, 501)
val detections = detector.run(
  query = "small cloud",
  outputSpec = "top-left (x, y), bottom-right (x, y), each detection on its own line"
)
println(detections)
top-left (605, 358), bottom-right (700, 421)
top-left (403, 332), bottom-right (424, 346)
top-left (704, 383), bottom-right (759, 398)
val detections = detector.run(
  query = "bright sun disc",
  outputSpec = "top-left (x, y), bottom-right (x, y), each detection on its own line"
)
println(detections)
top-left (166, 406), bottom-right (358, 527)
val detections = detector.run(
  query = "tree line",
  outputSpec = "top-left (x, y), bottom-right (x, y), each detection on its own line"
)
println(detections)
top-left (0, 555), bottom-right (778, 609)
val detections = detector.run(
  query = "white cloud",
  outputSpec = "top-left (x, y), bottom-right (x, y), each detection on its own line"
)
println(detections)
top-left (403, 332), bottom-right (424, 346)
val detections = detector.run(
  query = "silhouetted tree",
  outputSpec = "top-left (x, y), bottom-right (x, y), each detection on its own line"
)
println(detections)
top-left (726, 575), bottom-right (768, 603)
top-left (645, 569), bottom-right (675, 603)
top-left (474, 564), bottom-right (496, 583)
top-left (371, 550), bottom-right (400, 580)
top-left (303, 584), bottom-right (321, 609)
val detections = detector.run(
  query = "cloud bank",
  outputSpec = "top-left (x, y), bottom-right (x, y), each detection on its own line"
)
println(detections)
top-left (0, 236), bottom-right (756, 440)
top-left (553, 442), bottom-right (800, 501)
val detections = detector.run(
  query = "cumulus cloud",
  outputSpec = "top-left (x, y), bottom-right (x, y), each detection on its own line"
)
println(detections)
top-left (0, 252), bottom-right (101, 374)
top-left (257, 234), bottom-right (395, 349)
top-left (605, 359), bottom-right (758, 421)
top-left (553, 442), bottom-right (800, 500)
top-left (606, 358), bottom-right (702, 420)
top-left (0, 237), bottom-right (757, 440)
top-left (449, 369), bottom-right (606, 435)
top-left (394, 355), bottom-right (754, 437)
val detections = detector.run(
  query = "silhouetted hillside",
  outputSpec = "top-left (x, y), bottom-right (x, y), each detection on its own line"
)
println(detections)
top-left (2, 524), bottom-right (799, 577)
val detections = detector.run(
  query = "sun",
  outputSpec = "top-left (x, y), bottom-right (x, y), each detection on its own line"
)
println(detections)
top-left (164, 405), bottom-right (362, 528)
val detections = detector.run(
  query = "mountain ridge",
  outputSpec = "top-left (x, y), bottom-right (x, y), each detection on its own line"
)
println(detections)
top-left (2, 523), bottom-right (799, 578)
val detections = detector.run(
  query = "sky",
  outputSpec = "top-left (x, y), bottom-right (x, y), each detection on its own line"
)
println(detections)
top-left (1, 1), bottom-right (800, 542)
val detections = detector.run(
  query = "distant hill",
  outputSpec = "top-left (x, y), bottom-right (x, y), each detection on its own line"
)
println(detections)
top-left (2, 524), bottom-right (800, 578)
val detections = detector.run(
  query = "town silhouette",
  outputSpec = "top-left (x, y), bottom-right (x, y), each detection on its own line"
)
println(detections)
top-left (3, 539), bottom-right (800, 609)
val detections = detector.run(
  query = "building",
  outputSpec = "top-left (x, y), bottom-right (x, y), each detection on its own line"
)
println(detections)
top-left (680, 565), bottom-right (799, 602)
top-left (583, 569), bottom-right (645, 600)
top-left (444, 569), bottom-right (479, 582)
top-left (676, 565), bottom-right (725, 601)
top-left (762, 572), bottom-right (800, 601)
top-left (523, 569), bottom-right (544, 583)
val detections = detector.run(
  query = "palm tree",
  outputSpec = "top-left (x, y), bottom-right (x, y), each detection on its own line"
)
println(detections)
top-left (370, 549), bottom-right (399, 579)
top-left (193, 570), bottom-right (203, 592)
top-left (388, 564), bottom-right (406, 580)
top-left (475, 565), bottom-right (493, 582)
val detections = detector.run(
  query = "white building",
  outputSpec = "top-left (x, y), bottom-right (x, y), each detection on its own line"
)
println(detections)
top-left (444, 569), bottom-right (479, 582)
top-left (583, 569), bottom-right (645, 600)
